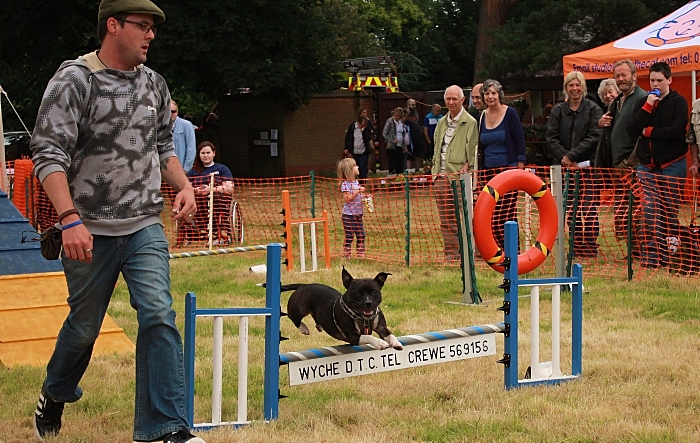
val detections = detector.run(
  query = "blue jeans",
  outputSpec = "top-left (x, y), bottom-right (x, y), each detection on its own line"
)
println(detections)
top-left (353, 151), bottom-right (369, 180)
top-left (566, 169), bottom-right (600, 257)
top-left (44, 224), bottom-right (188, 441)
top-left (637, 158), bottom-right (687, 266)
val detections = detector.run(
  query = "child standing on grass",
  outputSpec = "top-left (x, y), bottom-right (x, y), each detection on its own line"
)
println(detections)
top-left (337, 158), bottom-right (366, 259)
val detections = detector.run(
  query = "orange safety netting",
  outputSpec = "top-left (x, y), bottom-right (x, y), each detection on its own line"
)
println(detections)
top-left (17, 162), bottom-right (700, 279)
top-left (4, 159), bottom-right (37, 222)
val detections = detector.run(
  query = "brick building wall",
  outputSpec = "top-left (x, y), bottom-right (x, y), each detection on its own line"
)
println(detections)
top-left (216, 91), bottom-right (374, 178)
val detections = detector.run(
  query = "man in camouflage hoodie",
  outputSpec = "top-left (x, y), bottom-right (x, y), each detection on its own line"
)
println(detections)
top-left (30, 1), bottom-right (204, 442)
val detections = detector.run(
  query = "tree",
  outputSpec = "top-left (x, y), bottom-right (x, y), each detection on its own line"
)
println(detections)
top-left (473, 0), bottom-right (521, 82)
top-left (134, 0), bottom-right (366, 110)
top-left (0, 0), bottom-right (384, 130)
top-left (0, 0), bottom-right (98, 131)
top-left (412, 0), bottom-right (480, 90)
top-left (482, 0), bottom-right (689, 81)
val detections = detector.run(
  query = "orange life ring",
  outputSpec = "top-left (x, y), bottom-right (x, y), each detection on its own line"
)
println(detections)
top-left (473, 169), bottom-right (558, 274)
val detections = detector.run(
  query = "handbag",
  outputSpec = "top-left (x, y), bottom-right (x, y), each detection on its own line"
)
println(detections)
top-left (477, 111), bottom-right (485, 170)
top-left (40, 224), bottom-right (62, 260)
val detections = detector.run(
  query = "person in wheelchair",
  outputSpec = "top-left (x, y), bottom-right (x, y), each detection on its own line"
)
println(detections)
top-left (187, 141), bottom-right (234, 194)
top-left (179, 141), bottom-right (243, 246)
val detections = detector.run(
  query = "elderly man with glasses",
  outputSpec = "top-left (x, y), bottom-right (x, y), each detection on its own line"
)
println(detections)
top-left (29, 0), bottom-right (204, 442)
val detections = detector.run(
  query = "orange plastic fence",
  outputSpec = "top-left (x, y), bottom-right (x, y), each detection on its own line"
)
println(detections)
top-left (5, 160), bottom-right (36, 222)
top-left (15, 162), bottom-right (700, 279)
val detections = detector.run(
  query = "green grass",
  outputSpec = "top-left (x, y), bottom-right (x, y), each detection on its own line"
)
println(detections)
top-left (3, 254), bottom-right (700, 442)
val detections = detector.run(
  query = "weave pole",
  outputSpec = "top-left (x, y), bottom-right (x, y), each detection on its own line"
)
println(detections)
top-left (281, 189), bottom-right (331, 272)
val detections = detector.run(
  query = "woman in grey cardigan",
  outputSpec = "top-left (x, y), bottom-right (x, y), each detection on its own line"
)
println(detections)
top-left (382, 107), bottom-right (405, 174)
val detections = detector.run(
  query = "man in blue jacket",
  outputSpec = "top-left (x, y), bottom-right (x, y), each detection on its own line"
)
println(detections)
top-left (171, 100), bottom-right (196, 172)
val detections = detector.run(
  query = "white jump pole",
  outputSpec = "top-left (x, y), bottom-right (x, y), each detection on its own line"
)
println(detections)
top-left (211, 316), bottom-right (224, 424)
top-left (298, 224), bottom-right (306, 272)
top-left (551, 284), bottom-right (562, 377)
top-left (237, 316), bottom-right (249, 423)
top-left (294, 221), bottom-right (319, 273)
top-left (207, 172), bottom-right (217, 250)
top-left (530, 285), bottom-right (540, 377)
top-left (310, 221), bottom-right (318, 271)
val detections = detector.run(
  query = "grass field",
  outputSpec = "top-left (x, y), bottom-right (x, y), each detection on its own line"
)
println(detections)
top-left (2, 252), bottom-right (700, 442)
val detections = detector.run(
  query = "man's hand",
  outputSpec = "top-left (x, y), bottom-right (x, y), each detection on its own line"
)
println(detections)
top-left (39, 171), bottom-right (94, 262)
top-left (599, 112), bottom-right (613, 128)
top-left (62, 222), bottom-right (93, 263)
top-left (691, 161), bottom-right (700, 178)
top-left (172, 183), bottom-right (197, 223)
top-left (646, 93), bottom-right (660, 107)
top-left (561, 156), bottom-right (575, 168)
top-left (691, 144), bottom-right (700, 178)
top-left (459, 162), bottom-right (469, 173)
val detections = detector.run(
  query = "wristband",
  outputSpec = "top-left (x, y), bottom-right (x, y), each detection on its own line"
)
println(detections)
top-left (57, 208), bottom-right (79, 224)
top-left (62, 220), bottom-right (83, 230)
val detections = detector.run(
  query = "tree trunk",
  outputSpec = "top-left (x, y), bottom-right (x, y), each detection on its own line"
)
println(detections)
top-left (473, 0), bottom-right (520, 82)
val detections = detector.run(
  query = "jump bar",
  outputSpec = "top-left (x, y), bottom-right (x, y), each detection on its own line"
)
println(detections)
top-left (280, 323), bottom-right (506, 364)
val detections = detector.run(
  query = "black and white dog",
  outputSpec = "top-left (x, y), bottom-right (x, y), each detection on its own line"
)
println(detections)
top-left (282, 268), bottom-right (403, 350)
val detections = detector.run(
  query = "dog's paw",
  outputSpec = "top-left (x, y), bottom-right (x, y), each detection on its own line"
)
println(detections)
top-left (359, 335), bottom-right (390, 350)
top-left (298, 322), bottom-right (310, 335)
top-left (315, 324), bottom-right (324, 332)
top-left (385, 334), bottom-right (403, 350)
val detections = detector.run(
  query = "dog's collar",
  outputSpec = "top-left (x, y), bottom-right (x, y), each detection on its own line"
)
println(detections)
top-left (338, 296), bottom-right (380, 335)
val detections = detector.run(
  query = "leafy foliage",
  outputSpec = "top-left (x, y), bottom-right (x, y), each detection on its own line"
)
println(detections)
top-left (0, 0), bottom-right (387, 129)
top-left (412, 0), bottom-right (480, 90)
top-left (0, 0), bottom-right (694, 132)
top-left (0, 0), bottom-right (99, 131)
top-left (483, 0), bottom-right (689, 79)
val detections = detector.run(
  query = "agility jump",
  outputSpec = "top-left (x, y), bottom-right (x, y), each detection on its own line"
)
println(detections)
top-left (280, 323), bottom-right (506, 385)
top-left (281, 189), bottom-right (330, 273)
top-left (182, 236), bottom-right (583, 429)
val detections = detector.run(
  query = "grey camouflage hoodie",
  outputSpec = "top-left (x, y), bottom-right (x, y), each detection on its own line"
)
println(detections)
top-left (31, 51), bottom-right (175, 236)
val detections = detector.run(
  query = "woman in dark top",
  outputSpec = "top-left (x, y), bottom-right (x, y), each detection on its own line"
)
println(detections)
top-left (546, 71), bottom-right (603, 257)
top-left (344, 109), bottom-right (373, 180)
top-left (478, 78), bottom-right (527, 250)
top-left (188, 141), bottom-right (233, 194)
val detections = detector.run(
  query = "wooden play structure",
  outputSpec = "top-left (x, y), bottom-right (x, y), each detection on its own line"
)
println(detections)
top-left (0, 189), bottom-right (133, 368)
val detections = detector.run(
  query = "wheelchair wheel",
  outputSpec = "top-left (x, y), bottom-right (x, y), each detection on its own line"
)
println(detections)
top-left (230, 201), bottom-right (244, 245)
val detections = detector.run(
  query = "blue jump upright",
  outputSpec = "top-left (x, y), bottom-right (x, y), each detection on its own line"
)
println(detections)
top-left (183, 243), bottom-right (282, 430)
top-left (499, 221), bottom-right (583, 389)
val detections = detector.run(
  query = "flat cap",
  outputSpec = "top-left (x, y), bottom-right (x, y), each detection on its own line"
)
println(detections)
top-left (98, 0), bottom-right (165, 24)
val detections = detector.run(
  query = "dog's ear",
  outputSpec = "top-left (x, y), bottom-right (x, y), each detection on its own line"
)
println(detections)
top-left (342, 266), bottom-right (353, 288)
top-left (374, 272), bottom-right (391, 287)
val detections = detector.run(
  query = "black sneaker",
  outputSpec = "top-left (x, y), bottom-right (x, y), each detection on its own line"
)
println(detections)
top-left (33, 389), bottom-right (65, 441)
top-left (161, 430), bottom-right (206, 443)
